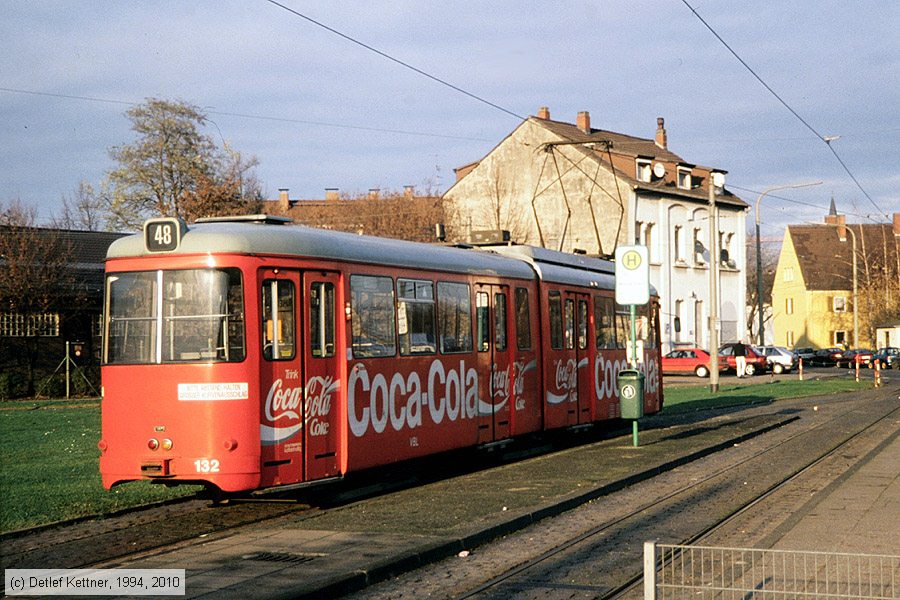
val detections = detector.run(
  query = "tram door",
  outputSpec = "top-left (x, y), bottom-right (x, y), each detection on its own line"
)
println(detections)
top-left (259, 270), bottom-right (341, 488)
top-left (475, 285), bottom-right (512, 444)
top-left (301, 272), bottom-right (341, 480)
top-left (570, 293), bottom-right (593, 423)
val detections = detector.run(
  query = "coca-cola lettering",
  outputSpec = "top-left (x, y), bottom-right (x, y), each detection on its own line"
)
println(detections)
top-left (305, 375), bottom-right (338, 438)
top-left (349, 359), bottom-right (479, 437)
top-left (265, 379), bottom-right (301, 422)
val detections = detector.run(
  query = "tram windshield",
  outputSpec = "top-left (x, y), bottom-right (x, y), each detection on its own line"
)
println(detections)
top-left (104, 268), bottom-right (245, 364)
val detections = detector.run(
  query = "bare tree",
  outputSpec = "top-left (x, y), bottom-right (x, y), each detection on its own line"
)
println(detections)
top-left (746, 231), bottom-right (779, 344)
top-left (54, 180), bottom-right (108, 231)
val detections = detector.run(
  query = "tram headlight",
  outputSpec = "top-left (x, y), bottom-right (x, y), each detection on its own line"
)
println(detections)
top-left (147, 438), bottom-right (160, 451)
top-left (97, 439), bottom-right (108, 453)
top-left (161, 438), bottom-right (173, 451)
top-left (223, 438), bottom-right (238, 451)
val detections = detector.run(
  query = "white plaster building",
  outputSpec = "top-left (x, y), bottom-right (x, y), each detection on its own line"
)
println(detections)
top-left (443, 107), bottom-right (748, 353)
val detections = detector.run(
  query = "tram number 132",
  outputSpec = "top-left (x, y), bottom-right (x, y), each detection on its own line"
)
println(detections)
top-left (194, 459), bottom-right (220, 473)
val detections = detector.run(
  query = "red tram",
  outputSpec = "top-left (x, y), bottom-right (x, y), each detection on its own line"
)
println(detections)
top-left (98, 215), bottom-right (662, 493)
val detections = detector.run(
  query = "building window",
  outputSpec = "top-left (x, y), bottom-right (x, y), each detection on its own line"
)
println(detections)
top-left (784, 267), bottom-right (794, 282)
top-left (833, 296), bottom-right (847, 313)
top-left (786, 330), bottom-right (794, 347)
top-left (833, 330), bottom-right (847, 346)
top-left (0, 312), bottom-right (60, 337)
top-left (693, 228), bottom-right (704, 265)
top-left (674, 225), bottom-right (685, 263)
top-left (674, 299), bottom-right (684, 343)
top-left (636, 159), bottom-right (652, 182)
top-left (785, 298), bottom-right (794, 315)
top-left (677, 167), bottom-right (692, 189)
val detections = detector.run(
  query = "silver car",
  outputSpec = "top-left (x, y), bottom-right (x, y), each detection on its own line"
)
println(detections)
top-left (758, 345), bottom-right (799, 374)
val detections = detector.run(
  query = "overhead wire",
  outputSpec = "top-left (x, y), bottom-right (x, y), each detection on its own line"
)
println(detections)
top-left (679, 0), bottom-right (888, 220)
top-left (264, 0), bottom-right (525, 121)
top-left (0, 86), bottom-right (493, 143)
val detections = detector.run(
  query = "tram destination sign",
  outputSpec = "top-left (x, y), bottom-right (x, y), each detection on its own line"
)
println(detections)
top-left (144, 217), bottom-right (187, 253)
top-left (614, 245), bottom-right (650, 305)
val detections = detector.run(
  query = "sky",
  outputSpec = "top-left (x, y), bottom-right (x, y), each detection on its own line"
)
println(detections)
top-left (2, 0), bottom-right (898, 240)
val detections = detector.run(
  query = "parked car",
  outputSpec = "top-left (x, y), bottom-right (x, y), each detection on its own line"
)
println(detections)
top-left (792, 347), bottom-right (816, 363)
top-left (873, 347), bottom-right (900, 370)
top-left (718, 343), bottom-right (767, 376)
top-left (809, 347), bottom-right (844, 367)
top-left (838, 349), bottom-right (874, 368)
top-left (662, 347), bottom-right (728, 378)
top-left (758, 345), bottom-right (799, 374)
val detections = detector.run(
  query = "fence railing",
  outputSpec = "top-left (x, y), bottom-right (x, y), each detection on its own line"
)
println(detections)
top-left (644, 542), bottom-right (900, 599)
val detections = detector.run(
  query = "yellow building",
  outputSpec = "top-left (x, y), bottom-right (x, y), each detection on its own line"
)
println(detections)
top-left (772, 207), bottom-right (900, 349)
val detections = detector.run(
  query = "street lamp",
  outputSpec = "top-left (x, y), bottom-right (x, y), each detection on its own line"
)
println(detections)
top-left (755, 182), bottom-right (822, 346)
top-left (709, 171), bottom-right (725, 393)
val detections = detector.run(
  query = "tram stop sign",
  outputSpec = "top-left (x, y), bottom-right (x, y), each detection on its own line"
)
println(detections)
top-left (614, 245), bottom-right (650, 305)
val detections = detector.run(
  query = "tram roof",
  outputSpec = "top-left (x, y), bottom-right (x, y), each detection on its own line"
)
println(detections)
top-left (107, 220), bottom-right (536, 279)
top-left (108, 218), bottom-right (655, 296)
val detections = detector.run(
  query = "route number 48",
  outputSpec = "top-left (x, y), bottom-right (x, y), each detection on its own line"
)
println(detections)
top-left (194, 459), bottom-right (220, 473)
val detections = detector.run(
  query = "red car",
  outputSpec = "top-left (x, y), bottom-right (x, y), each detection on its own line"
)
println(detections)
top-left (718, 343), bottom-right (767, 376)
top-left (662, 347), bottom-right (727, 378)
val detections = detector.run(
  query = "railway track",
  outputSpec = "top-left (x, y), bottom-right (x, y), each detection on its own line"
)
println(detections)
top-left (0, 421), bottom-right (621, 574)
top-left (353, 391), bottom-right (900, 599)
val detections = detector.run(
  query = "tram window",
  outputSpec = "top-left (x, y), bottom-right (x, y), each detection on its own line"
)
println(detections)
top-left (564, 299), bottom-right (575, 350)
top-left (398, 279), bottom-right (436, 356)
top-left (350, 275), bottom-right (396, 358)
top-left (310, 281), bottom-right (335, 358)
top-left (495, 293), bottom-right (507, 351)
top-left (476, 292), bottom-right (490, 352)
top-left (578, 300), bottom-right (588, 350)
top-left (614, 303), bottom-right (630, 350)
top-left (594, 296), bottom-right (616, 349)
top-left (262, 279), bottom-right (295, 361)
top-left (548, 292), bottom-right (563, 350)
top-left (515, 287), bottom-right (532, 350)
top-left (437, 281), bottom-right (473, 354)
top-left (105, 268), bottom-right (245, 364)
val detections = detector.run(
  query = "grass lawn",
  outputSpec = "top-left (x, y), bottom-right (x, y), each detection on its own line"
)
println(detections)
top-left (660, 377), bottom-right (872, 414)
top-left (0, 377), bottom-right (874, 533)
top-left (0, 399), bottom-right (197, 534)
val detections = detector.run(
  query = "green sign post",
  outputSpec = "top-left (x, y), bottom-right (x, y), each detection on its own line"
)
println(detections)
top-left (614, 245), bottom-right (650, 447)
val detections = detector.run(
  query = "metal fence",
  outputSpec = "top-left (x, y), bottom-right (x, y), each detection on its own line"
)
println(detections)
top-left (644, 542), bottom-right (900, 599)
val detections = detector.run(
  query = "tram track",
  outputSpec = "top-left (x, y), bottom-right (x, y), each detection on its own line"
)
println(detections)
top-left (462, 401), bottom-right (899, 599)
top-left (352, 391), bottom-right (899, 599)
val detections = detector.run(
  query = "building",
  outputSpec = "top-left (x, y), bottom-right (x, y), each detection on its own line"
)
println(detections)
top-left (0, 225), bottom-right (126, 396)
top-left (771, 205), bottom-right (900, 349)
top-left (443, 107), bottom-right (749, 352)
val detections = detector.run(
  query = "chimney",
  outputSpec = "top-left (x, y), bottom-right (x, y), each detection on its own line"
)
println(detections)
top-left (655, 117), bottom-right (667, 149)
top-left (893, 213), bottom-right (900, 237)
top-left (537, 106), bottom-right (550, 120)
top-left (403, 185), bottom-right (415, 199)
top-left (368, 188), bottom-right (380, 200)
top-left (576, 111), bottom-right (591, 134)
top-left (278, 188), bottom-right (290, 211)
top-left (325, 188), bottom-right (339, 201)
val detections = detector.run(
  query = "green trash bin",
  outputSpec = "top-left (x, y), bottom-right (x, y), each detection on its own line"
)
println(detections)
top-left (617, 369), bottom-right (645, 420)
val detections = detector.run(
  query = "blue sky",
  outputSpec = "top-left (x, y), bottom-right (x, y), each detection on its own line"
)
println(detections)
top-left (2, 1), bottom-right (898, 237)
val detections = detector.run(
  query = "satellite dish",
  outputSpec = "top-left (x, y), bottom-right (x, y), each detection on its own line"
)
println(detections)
top-left (652, 162), bottom-right (666, 178)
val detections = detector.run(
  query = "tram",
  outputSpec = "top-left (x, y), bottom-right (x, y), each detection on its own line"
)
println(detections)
top-left (98, 215), bottom-right (662, 493)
